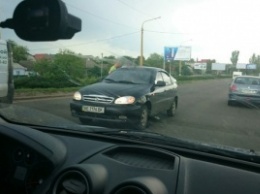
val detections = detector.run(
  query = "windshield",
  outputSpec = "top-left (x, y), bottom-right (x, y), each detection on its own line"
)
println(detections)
top-left (104, 68), bottom-right (153, 84)
top-left (1, 0), bottom-right (260, 158)
top-left (234, 77), bottom-right (260, 85)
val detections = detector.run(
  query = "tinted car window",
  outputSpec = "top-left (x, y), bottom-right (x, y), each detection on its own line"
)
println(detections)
top-left (235, 77), bottom-right (260, 85)
top-left (105, 68), bottom-right (153, 84)
top-left (161, 72), bottom-right (172, 85)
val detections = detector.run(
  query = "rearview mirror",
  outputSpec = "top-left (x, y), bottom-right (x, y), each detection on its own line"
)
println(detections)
top-left (0, 0), bottom-right (82, 41)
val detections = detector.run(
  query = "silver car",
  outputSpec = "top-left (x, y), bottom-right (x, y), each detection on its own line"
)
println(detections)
top-left (228, 76), bottom-right (260, 106)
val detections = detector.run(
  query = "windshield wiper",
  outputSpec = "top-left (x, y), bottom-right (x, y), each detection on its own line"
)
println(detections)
top-left (104, 78), bottom-right (117, 82)
top-left (117, 80), bottom-right (137, 84)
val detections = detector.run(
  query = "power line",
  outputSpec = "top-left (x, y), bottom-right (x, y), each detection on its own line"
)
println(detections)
top-left (117, 0), bottom-right (151, 17)
top-left (65, 3), bottom-right (138, 30)
top-left (30, 31), bottom-right (140, 51)
top-left (144, 30), bottom-right (194, 35)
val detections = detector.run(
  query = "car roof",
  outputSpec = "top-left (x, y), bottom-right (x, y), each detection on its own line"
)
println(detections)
top-left (235, 75), bottom-right (260, 79)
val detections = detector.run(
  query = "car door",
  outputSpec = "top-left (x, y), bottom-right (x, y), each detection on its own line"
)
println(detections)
top-left (149, 71), bottom-right (166, 115)
top-left (161, 72), bottom-right (176, 110)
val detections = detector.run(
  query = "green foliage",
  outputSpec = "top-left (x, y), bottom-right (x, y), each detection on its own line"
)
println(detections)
top-left (8, 40), bottom-right (29, 62)
top-left (34, 50), bottom-right (86, 82)
top-left (182, 65), bottom-right (193, 76)
top-left (14, 76), bottom-right (78, 89)
top-left (87, 66), bottom-right (101, 77)
top-left (136, 56), bottom-right (145, 65)
top-left (206, 59), bottom-right (216, 74)
top-left (145, 53), bottom-right (163, 68)
top-left (249, 53), bottom-right (260, 74)
top-left (54, 50), bottom-right (86, 80)
top-left (230, 50), bottom-right (240, 66)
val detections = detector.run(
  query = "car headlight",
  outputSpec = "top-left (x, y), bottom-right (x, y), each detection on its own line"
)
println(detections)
top-left (73, 91), bottom-right (82, 101)
top-left (114, 96), bottom-right (135, 104)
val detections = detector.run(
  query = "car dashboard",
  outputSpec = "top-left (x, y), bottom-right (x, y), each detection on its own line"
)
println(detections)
top-left (0, 122), bottom-right (259, 194)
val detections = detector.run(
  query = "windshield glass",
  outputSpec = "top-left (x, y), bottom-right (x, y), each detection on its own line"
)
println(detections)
top-left (105, 68), bottom-right (153, 84)
top-left (235, 77), bottom-right (260, 85)
top-left (1, 0), bottom-right (260, 157)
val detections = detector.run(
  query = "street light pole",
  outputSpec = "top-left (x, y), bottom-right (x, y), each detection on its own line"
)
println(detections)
top-left (101, 53), bottom-right (103, 78)
top-left (140, 16), bottom-right (161, 66)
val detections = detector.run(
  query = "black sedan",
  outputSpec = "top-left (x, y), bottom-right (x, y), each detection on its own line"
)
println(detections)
top-left (70, 66), bottom-right (178, 129)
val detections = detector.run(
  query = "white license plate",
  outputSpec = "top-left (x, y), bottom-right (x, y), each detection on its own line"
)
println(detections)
top-left (242, 89), bottom-right (256, 94)
top-left (82, 106), bottom-right (105, 113)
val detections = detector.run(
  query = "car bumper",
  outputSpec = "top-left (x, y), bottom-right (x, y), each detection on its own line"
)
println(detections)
top-left (70, 101), bottom-right (143, 123)
top-left (228, 93), bottom-right (260, 105)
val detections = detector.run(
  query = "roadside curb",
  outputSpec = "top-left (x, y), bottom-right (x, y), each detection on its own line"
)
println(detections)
top-left (14, 93), bottom-right (73, 101)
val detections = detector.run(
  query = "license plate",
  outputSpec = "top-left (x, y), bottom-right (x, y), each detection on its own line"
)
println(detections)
top-left (82, 106), bottom-right (105, 113)
top-left (241, 89), bottom-right (256, 94)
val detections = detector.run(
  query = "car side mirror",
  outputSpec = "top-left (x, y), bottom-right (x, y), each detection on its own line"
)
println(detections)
top-left (155, 81), bottom-right (166, 87)
top-left (0, 0), bottom-right (81, 41)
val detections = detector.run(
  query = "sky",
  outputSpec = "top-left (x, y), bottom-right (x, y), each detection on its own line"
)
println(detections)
top-left (2, 0), bottom-right (260, 63)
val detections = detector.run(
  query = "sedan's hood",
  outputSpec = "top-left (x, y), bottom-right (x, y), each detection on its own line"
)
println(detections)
top-left (79, 82), bottom-right (152, 98)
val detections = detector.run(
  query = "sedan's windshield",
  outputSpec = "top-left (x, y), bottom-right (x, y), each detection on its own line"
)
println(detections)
top-left (1, 0), bottom-right (260, 158)
top-left (104, 68), bottom-right (153, 84)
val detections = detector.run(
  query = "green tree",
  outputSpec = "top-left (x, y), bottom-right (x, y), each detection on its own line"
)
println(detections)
top-left (206, 59), bottom-right (216, 74)
top-left (87, 66), bottom-right (101, 77)
top-left (249, 53), bottom-right (260, 74)
top-left (135, 56), bottom-right (145, 65)
top-left (8, 40), bottom-right (29, 62)
top-left (34, 50), bottom-right (86, 81)
top-left (230, 50), bottom-right (240, 66)
top-left (54, 50), bottom-right (86, 80)
top-left (145, 53), bottom-right (163, 68)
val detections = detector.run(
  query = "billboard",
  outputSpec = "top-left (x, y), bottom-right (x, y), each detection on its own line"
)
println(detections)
top-left (246, 64), bottom-right (257, 69)
top-left (236, 63), bottom-right (247, 69)
top-left (164, 46), bottom-right (191, 61)
top-left (212, 63), bottom-right (226, 71)
top-left (194, 63), bottom-right (207, 70)
top-left (236, 63), bottom-right (257, 69)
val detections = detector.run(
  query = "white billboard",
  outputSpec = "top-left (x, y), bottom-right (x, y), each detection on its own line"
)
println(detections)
top-left (164, 46), bottom-right (191, 61)
top-left (236, 63), bottom-right (247, 69)
top-left (194, 63), bottom-right (207, 70)
top-left (212, 63), bottom-right (226, 71)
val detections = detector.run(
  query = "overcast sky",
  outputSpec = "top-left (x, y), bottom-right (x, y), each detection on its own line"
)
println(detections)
top-left (2, 0), bottom-right (260, 63)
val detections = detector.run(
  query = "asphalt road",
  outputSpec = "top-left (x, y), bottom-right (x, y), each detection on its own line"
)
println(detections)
top-left (14, 78), bottom-right (260, 150)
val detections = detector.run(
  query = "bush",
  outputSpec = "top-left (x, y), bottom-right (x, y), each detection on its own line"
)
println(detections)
top-left (14, 76), bottom-right (80, 89)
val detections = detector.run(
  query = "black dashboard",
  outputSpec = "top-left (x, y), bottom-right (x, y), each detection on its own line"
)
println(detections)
top-left (0, 122), bottom-right (260, 194)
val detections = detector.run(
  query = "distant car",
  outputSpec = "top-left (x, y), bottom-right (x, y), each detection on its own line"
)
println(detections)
top-left (70, 66), bottom-right (178, 129)
top-left (228, 76), bottom-right (260, 106)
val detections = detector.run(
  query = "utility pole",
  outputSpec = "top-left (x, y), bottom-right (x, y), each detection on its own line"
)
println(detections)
top-left (140, 16), bottom-right (161, 66)
top-left (101, 53), bottom-right (103, 78)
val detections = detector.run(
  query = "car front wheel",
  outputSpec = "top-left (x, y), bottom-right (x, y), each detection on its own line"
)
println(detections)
top-left (135, 105), bottom-right (148, 130)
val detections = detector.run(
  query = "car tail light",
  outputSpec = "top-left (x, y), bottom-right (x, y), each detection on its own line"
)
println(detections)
top-left (230, 84), bottom-right (237, 92)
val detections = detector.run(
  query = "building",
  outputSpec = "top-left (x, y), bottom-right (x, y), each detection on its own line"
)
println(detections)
top-left (13, 63), bottom-right (27, 76)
